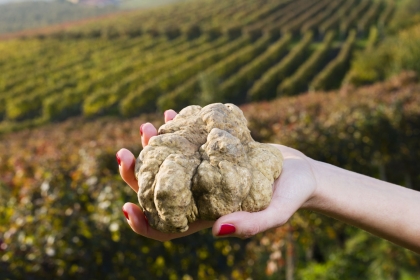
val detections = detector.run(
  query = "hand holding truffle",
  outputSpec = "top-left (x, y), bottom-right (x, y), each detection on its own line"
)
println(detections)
top-left (117, 103), bottom-right (318, 241)
top-left (136, 104), bottom-right (283, 233)
top-left (117, 104), bottom-right (420, 253)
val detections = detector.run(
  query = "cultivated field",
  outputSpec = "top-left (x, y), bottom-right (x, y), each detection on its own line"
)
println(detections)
top-left (0, 0), bottom-right (394, 132)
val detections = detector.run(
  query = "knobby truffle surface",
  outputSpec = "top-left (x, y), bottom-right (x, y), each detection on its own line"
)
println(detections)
top-left (135, 103), bottom-right (283, 233)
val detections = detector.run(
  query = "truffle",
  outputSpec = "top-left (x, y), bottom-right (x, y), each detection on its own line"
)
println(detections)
top-left (135, 103), bottom-right (283, 233)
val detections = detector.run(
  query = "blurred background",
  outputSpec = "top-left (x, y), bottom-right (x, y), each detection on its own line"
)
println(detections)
top-left (1, 0), bottom-right (420, 278)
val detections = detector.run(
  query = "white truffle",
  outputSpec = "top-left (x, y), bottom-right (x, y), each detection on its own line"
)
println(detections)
top-left (135, 103), bottom-right (283, 233)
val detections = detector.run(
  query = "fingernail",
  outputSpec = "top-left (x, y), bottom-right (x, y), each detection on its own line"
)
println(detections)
top-left (116, 153), bottom-right (121, 166)
top-left (122, 208), bottom-right (129, 220)
top-left (217, 224), bottom-right (236, 236)
top-left (139, 123), bottom-right (145, 136)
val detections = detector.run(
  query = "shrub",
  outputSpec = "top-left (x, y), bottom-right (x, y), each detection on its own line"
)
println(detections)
top-left (345, 24), bottom-right (420, 86)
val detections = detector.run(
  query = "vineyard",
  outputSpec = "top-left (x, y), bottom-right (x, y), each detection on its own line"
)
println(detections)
top-left (0, 0), bottom-right (395, 132)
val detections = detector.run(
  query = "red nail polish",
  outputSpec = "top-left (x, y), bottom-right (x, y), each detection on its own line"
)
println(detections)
top-left (116, 153), bottom-right (121, 166)
top-left (218, 224), bottom-right (236, 236)
top-left (140, 124), bottom-right (144, 136)
top-left (122, 208), bottom-right (129, 220)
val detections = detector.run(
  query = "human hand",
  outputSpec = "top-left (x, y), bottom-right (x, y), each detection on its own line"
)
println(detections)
top-left (116, 109), bottom-right (318, 241)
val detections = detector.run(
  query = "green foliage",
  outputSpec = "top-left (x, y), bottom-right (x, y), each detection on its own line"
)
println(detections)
top-left (388, 0), bottom-right (420, 32)
top-left (297, 230), bottom-right (410, 280)
top-left (346, 24), bottom-right (420, 86)
top-left (366, 25), bottom-right (379, 50)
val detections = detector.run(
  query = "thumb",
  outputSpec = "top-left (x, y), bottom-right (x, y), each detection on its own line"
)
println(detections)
top-left (212, 206), bottom-right (288, 239)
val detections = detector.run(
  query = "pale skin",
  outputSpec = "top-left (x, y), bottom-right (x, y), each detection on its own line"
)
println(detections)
top-left (116, 109), bottom-right (420, 254)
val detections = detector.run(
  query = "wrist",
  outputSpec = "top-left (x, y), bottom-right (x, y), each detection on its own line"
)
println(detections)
top-left (300, 158), bottom-right (329, 211)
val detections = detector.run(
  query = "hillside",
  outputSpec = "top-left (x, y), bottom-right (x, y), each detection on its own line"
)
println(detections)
top-left (0, 0), bottom-right (186, 35)
top-left (0, 1), bottom-right (117, 35)
top-left (0, 0), bottom-right (396, 133)
top-left (1, 74), bottom-right (420, 278)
